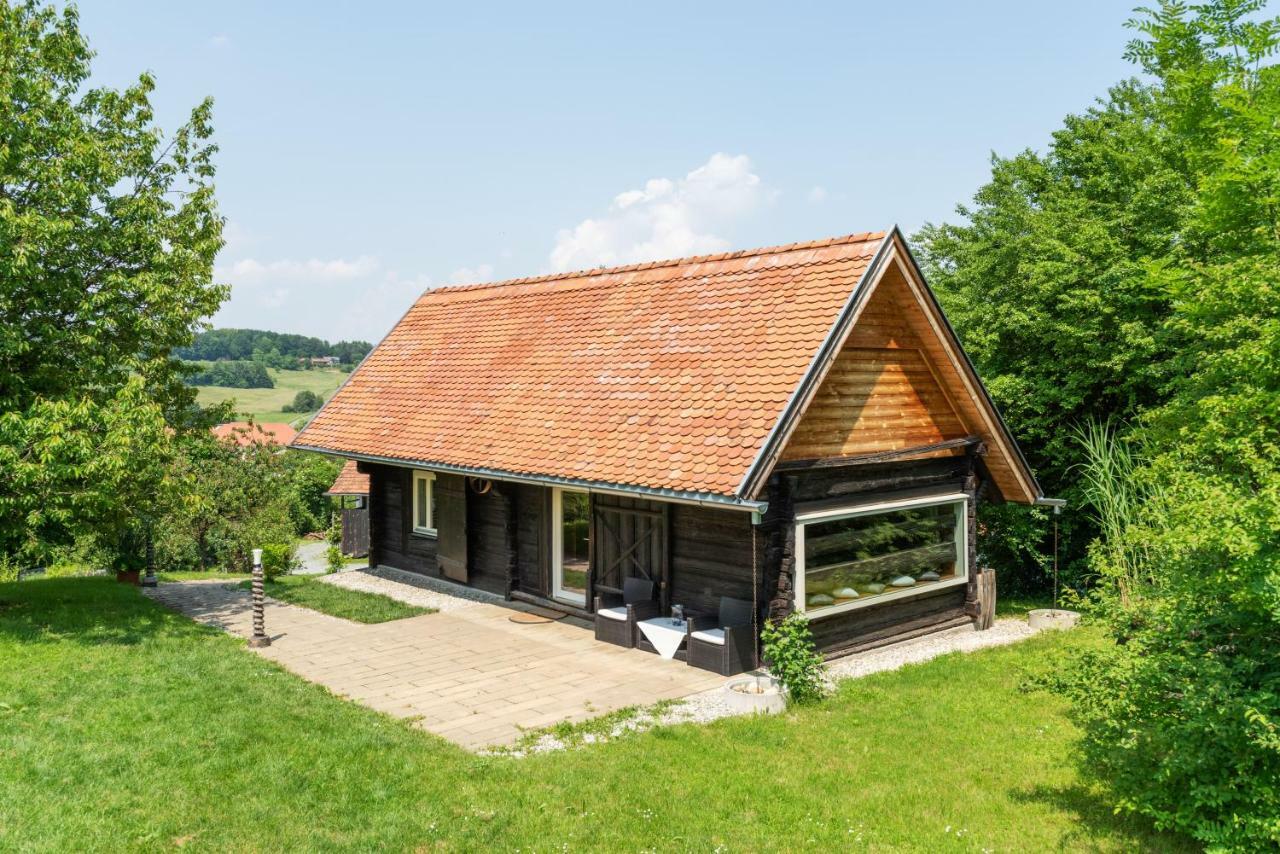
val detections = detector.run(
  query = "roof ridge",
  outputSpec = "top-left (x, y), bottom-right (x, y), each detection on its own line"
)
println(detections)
top-left (426, 230), bottom-right (887, 297)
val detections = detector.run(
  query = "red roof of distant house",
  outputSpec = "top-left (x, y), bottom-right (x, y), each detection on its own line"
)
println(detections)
top-left (294, 233), bottom-right (886, 498)
top-left (324, 459), bottom-right (369, 496)
top-left (212, 421), bottom-right (298, 447)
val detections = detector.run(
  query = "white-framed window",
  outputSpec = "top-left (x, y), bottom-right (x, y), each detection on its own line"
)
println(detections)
top-left (551, 488), bottom-right (589, 606)
top-left (794, 493), bottom-right (968, 619)
top-left (412, 470), bottom-right (436, 536)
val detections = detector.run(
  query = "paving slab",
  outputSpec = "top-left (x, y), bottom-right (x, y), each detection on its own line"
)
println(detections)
top-left (144, 580), bottom-right (722, 750)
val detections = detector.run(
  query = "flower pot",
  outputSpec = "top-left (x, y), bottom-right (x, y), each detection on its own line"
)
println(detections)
top-left (115, 569), bottom-right (141, 585)
top-left (723, 675), bottom-right (786, 715)
top-left (1027, 608), bottom-right (1080, 631)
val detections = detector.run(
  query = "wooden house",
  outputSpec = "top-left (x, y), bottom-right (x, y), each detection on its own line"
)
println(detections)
top-left (324, 460), bottom-right (370, 558)
top-left (293, 229), bottom-right (1046, 664)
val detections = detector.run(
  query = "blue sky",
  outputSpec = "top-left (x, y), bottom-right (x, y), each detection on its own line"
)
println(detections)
top-left (80, 1), bottom-right (1138, 342)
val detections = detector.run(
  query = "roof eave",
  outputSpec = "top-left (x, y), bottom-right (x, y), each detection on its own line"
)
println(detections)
top-left (294, 444), bottom-right (769, 515)
top-left (887, 227), bottom-right (1044, 502)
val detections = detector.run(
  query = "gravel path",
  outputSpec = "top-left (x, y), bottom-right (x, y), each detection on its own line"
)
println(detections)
top-left (293, 540), bottom-right (331, 575)
top-left (316, 565), bottom-right (504, 612)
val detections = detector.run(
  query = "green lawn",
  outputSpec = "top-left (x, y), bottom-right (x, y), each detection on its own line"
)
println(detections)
top-left (234, 575), bottom-right (431, 623)
top-left (156, 570), bottom-right (251, 583)
top-left (0, 578), bottom-right (1190, 852)
top-left (194, 367), bottom-right (349, 427)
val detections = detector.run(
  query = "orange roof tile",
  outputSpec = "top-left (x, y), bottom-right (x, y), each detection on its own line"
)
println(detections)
top-left (294, 232), bottom-right (888, 499)
top-left (213, 421), bottom-right (298, 447)
top-left (324, 459), bottom-right (370, 496)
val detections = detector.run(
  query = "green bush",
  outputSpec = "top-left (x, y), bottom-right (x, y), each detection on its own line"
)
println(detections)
top-left (153, 433), bottom-right (297, 574)
top-left (260, 543), bottom-right (298, 581)
top-left (761, 612), bottom-right (827, 705)
top-left (281, 390), bottom-right (323, 413)
top-left (282, 451), bottom-right (341, 536)
top-left (0, 555), bottom-right (18, 584)
top-left (325, 544), bottom-right (344, 574)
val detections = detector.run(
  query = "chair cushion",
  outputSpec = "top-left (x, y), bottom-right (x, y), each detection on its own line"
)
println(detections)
top-left (690, 628), bottom-right (725, 646)
top-left (596, 606), bottom-right (628, 622)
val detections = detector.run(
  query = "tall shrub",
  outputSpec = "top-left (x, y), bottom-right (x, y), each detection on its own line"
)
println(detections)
top-left (1050, 4), bottom-right (1280, 847)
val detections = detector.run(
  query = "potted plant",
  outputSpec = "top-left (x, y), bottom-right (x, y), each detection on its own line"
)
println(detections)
top-left (110, 525), bottom-right (147, 585)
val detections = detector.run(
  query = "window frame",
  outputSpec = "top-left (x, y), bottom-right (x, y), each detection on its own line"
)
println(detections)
top-left (794, 491), bottom-right (969, 619)
top-left (550, 487), bottom-right (589, 606)
top-left (411, 470), bottom-right (436, 537)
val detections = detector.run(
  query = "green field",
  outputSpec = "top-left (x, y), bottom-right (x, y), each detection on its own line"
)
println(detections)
top-left (195, 367), bottom-right (349, 427)
top-left (0, 577), bottom-right (1190, 852)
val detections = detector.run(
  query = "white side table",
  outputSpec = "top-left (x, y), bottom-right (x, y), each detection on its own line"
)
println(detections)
top-left (637, 617), bottom-right (689, 659)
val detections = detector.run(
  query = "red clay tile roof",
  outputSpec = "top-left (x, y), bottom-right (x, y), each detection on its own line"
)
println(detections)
top-left (294, 232), bottom-right (888, 499)
top-left (213, 421), bottom-right (298, 447)
top-left (324, 459), bottom-right (370, 496)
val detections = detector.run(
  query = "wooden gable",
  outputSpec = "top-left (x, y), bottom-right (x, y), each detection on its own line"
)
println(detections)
top-left (767, 233), bottom-right (1039, 504)
top-left (779, 261), bottom-right (970, 461)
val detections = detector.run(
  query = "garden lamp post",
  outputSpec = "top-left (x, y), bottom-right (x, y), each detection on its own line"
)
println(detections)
top-left (140, 519), bottom-right (157, 588)
top-left (248, 547), bottom-right (270, 648)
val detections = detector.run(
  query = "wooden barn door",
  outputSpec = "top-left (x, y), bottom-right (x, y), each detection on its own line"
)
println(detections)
top-left (434, 473), bottom-right (468, 583)
top-left (591, 495), bottom-right (669, 612)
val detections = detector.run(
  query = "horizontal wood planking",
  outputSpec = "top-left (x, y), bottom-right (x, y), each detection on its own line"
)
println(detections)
top-left (368, 463), bottom-right (437, 575)
top-left (780, 295), bottom-right (970, 460)
top-left (807, 584), bottom-right (968, 655)
top-left (514, 484), bottom-right (547, 596)
top-left (465, 482), bottom-right (511, 596)
top-left (668, 503), bottom-right (757, 617)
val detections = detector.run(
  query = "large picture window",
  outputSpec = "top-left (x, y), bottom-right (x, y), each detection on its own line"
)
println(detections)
top-left (412, 470), bottom-right (435, 536)
top-left (795, 494), bottom-right (967, 617)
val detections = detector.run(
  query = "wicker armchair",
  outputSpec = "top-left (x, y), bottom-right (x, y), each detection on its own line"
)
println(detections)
top-left (593, 577), bottom-right (659, 648)
top-left (685, 596), bottom-right (757, 676)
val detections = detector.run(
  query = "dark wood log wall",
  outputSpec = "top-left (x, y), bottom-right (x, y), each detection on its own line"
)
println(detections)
top-left (513, 484), bottom-right (546, 595)
top-left (463, 481), bottom-right (511, 596)
top-left (759, 452), bottom-right (982, 655)
top-left (361, 454), bottom-right (986, 657)
top-left (362, 463), bottom-right (507, 596)
top-left (366, 464), bottom-right (437, 573)
top-left (666, 504), bottom-right (755, 617)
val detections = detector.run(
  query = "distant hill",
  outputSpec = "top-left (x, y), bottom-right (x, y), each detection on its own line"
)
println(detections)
top-left (177, 328), bottom-right (373, 367)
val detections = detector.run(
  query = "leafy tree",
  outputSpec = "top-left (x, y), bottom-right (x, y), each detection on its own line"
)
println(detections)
top-left (1041, 3), bottom-right (1280, 848)
top-left (281, 389), bottom-right (322, 413)
top-left (280, 450), bottom-right (340, 535)
top-left (155, 431), bottom-right (295, 572)
top-left (914, 77), bottom-right (1193, 589)
top-left (0, 2), bottom-right (224, 565)
top-left (175, 328), bottom-right (371, 366)
top-left (184, 360), bottom-right (274, 389)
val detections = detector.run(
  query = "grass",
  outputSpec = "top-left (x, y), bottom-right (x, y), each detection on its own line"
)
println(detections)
top-left (234, 574), bottom-right (431, 623)
top-left (0, 577), bottom-right (1192, 852)
top-left (194, 367), bottom-right (349, 427)
top-left (997, 592), bottom-right (1056, 620)
top-left (156, 570), bottom-right (251, 583)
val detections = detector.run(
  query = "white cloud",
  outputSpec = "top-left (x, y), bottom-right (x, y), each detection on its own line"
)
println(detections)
top-left (208, 34), bottom-right (230, 48)
top-left (548, 153), bottom-right (771, 272)
top-left (218, 255), bottom-right (381, 284)
top-left (807, 185), bottom-right (828, 204)
top-left (448, 263), bottom-right (495, 285)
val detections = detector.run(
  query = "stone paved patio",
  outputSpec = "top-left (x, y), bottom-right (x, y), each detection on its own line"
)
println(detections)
top-left (144, 580), bottom-right (722, 750)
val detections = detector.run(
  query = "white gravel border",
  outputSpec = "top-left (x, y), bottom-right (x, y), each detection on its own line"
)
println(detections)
top-left (496, 617), bottom-right (1044, 756)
